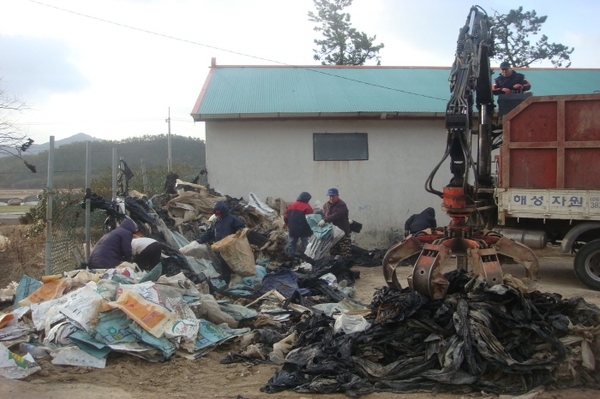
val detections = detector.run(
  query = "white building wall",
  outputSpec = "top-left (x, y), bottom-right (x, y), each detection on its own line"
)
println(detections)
top-left (204, 118), bottom-right (452, 249)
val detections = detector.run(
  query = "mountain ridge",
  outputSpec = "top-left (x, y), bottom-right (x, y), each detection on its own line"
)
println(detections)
top-left (25, 133), bottom-right (103, 155)
top-left (0, 134), bottom-right (206, 189)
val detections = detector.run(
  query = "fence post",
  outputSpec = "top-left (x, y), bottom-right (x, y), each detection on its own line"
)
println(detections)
top-left (45, 136), bottom-right (55, 275)
top-left (112, 148), bottom-right (117, 201)
top-left (141, 159), bottom-right (149, 194)
top-left (85, 141), bottom-right (92, 261)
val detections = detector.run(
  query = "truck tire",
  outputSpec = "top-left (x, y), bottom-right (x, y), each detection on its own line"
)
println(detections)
top-left (574, 239), bottom-right (600, 290)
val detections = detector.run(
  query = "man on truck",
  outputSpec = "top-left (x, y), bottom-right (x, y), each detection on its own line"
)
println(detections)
top-left (492, 61), bottom-right (531, 94)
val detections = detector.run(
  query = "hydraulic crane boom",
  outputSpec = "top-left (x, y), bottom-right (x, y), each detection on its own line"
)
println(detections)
top-left (427, 5), bottom-right (495, 199)
top-left (382, 6), bottom-right (538, 299)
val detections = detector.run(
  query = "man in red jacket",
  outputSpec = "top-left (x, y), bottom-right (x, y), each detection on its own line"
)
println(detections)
top-left (283, 192), bottom-right (313, 258)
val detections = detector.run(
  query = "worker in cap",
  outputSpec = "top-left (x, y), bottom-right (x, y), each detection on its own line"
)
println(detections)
top-left (318, 188), bottom-right (352, 260)
top-left (492, 61), bottom-right (531, 95)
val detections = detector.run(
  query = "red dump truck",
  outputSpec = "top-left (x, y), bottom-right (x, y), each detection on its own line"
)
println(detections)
top-left (495, 93), bottom-right (600, 289)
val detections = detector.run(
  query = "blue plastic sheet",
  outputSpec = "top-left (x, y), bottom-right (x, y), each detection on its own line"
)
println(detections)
top-left (129, 322), bottom-right (177, 358)
top-left (258, 269), bottom-right (309, 298)
top-left (306, 214), bottom-right (332, 239)
top-left (70, 329), bottom-right (112, 359)
top-left (91, 310), bottom-right (137, 344)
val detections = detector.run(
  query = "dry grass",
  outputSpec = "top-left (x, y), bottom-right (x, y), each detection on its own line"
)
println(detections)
top-left (0, 205), bottom-right (32, 213)
top-left (0, 190), bottom-right (46, 287)
top-left (0, 224), bottom-right (46, 287)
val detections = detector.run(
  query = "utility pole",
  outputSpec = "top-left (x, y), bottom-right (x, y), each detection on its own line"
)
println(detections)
top-left (166, 107), bottom-right (172, 172)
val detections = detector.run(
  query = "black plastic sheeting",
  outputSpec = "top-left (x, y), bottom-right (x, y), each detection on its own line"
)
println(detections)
top-left (261, 269), bottom-right (600, 397)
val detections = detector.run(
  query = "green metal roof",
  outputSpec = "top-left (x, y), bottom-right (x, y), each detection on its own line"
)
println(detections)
top-left (191, 66), bottom-right (600, 120)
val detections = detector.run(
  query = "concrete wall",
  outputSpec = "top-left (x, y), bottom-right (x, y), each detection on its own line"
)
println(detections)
top-left (204, 118), bottom-right (452, 249)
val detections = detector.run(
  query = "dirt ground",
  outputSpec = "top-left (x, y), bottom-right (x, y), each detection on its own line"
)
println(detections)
top-left (1, 234), bottom-right (600, 398)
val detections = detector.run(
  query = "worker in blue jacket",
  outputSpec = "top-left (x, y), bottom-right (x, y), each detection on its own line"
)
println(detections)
top-left (196, 201), bottom-right (245, 283)
top-left (88, 218), bottom-right (137, 268)
top-left (404, 207), bottom-right (437, 236)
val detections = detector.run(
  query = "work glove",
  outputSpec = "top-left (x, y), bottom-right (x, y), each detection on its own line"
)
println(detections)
top-left (317, 220), bottom-right (326, 227)
top-left (348, 219), bottom-right (353, 224)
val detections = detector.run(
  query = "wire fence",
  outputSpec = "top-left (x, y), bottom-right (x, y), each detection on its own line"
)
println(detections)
top-left (35, 150), bottom-right (205, 274)
top-left (42, 190), bottom-right (108, 274)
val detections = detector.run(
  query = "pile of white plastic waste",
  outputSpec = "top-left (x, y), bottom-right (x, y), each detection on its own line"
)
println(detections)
top-left (0, 265), bottom-right (259, 379)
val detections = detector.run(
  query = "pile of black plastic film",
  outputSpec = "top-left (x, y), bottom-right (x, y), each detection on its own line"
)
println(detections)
top-left (262, 269), bottom-right (600, 397)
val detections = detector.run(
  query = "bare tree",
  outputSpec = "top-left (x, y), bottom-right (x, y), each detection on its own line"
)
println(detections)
top-left (0, 78), bottom-right (36, 172)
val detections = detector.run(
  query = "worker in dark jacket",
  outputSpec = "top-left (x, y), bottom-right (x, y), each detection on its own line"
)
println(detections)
top-left (318, 187), bottom-right (352, 259)
top-left (88, 218), bottom-right (137, 268)
top-left (196, 201), bottom-right (245, 283)
top-left (283, 192), bottom-right (313, 258)
top-left (492, 61), bottom-right (531, 95)
top-left (404, 207), bottom-right (437, 235)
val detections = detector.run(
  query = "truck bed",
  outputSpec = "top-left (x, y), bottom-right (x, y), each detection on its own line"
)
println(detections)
top-left (497, 94), bottom-right (600, 224)
top-left (499, 93), bottom-right (600, 190)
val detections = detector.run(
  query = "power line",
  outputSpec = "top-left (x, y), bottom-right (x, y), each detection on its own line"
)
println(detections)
top-left (28, 0), bottom-right (447, 103)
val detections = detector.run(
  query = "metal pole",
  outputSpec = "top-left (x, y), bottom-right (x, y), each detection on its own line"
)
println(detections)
top-left (167, 107), bottom-right (172, 172)
top-left (84, 142), bottom-right (92, 261)
top-left (477, 103), bottom-right (494, 185)
top-left (141, 159), bottom-right (149, 193)
top-left (44, 136), bottom-right (55, 275)
top-left (112, 148), bottom-right (117, 202)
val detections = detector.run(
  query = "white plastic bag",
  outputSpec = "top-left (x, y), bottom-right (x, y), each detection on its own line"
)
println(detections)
top-left (248, 192), bottom-right (277, 220)
top-left (320, 273), bottom-right (338, 287)
top-left (304, 224), bottom-right (345, 260)
top-left (333, 313), bottom-right (371, 334)
top-left (180, 241), bottom-right (210, 258)
top-left (59, 283), bottom-right (105, 332)
top-left (51, 346), bottom-right (107, 368)
top-left (0, 344), bottom-right (40, 379)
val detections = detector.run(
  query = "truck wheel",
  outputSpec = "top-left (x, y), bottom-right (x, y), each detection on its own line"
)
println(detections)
top-left (574, 239), bottom-right (600, 290)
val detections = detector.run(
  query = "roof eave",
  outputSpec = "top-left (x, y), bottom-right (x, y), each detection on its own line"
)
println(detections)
top-left (192, 111), bottom-right (445, 121)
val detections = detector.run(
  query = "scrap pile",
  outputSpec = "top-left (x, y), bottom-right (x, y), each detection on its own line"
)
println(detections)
top-left (0, 254), bottom-right (364, 379)
top-left (261, 270), bottom-right (600, 396)
top-left (123, 180), bottom-right (382, 268)
top-left (2, 180), bottom-right (599, 396)
top-left (0, 180), bottom-right (372, 379)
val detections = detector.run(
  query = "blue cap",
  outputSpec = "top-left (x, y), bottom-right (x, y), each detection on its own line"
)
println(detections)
top-left (326, 188), bottom-right (339, 196)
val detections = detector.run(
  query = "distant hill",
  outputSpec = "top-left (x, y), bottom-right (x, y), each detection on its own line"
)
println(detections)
top-left (0, 134), bottom-right (206, 190)
top-left (25, 133), bottom-right (104, 155)
top-left (0, 133), bottom-right (103, 158)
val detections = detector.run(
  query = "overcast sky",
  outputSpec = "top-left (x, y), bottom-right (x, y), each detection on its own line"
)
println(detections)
top-left (1, 0), bottom-right (599, 145)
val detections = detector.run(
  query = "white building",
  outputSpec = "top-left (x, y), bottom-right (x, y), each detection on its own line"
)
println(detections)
top-left (191, 59), bottom-right (600, 248)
